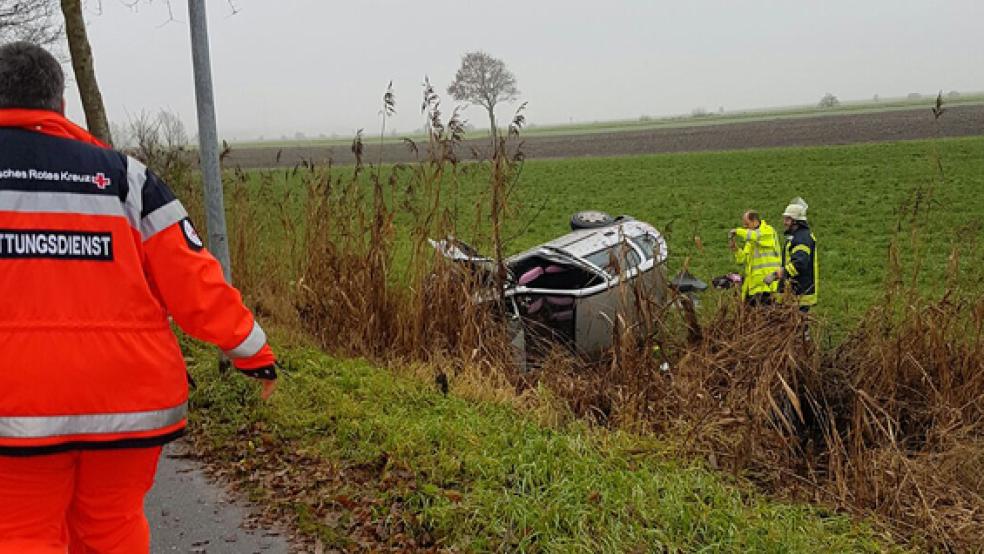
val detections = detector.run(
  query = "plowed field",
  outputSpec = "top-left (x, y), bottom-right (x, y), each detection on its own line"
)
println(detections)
top-left (225, 104), bottom-right (984, 168)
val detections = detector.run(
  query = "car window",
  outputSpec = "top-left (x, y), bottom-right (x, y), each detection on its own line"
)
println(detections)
top-left (584, 242), bottom-right (641, 276)
top-left (630, 233), bottom-right (667, 262)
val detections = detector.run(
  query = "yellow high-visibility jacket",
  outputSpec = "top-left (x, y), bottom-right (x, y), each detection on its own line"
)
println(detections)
top-left (734, 220), bottom-right (782, 299)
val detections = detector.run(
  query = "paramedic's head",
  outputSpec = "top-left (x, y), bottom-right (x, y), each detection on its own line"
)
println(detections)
top-left (742, 210), bottom-right (760, 230)
top-left (0, 42), bottom-right (64, 113)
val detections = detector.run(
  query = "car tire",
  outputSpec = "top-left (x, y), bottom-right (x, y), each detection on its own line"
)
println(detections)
top-left (570, 210), bottom-right (615, 230)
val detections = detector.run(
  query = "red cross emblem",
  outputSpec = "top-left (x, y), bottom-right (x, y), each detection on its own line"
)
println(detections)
top-left (93, 173), bottom-right (111, 189)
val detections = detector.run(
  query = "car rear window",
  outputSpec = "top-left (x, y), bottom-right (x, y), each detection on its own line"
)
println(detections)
top-left (584, 243), bottom-right (641, 276)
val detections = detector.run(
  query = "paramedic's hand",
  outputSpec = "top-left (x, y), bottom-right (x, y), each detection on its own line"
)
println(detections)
top-left (764, 272), bottom-right (777, 285)
top-left (260, 379), bottom-right (277, 400)
top-left (728, 238), bottom-right (737, 252)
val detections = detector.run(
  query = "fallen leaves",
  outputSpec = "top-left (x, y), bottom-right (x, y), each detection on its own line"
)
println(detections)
top-left (185, 421), bottom-right (446, 552)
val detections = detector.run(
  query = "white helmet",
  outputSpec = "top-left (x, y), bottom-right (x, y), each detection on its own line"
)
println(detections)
top-left (783, 197), bottom-right (808, 221)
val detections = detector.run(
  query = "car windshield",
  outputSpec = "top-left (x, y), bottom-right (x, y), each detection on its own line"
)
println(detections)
top-left (630, 233), bottom-right (664, 261)
top-left (583, 242), bottom-right (641, 276)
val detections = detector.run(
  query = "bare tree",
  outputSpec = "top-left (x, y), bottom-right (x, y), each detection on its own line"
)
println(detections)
top-left (60, 0), bottom-right (112, 144)
top-left (817, 92), bottom-right (840, 109)
top-left (447, 51), bottom-right (519, 146)
top-left (53, 0), bottom-right (241, 146)
top-left (0, 0), bottom-right (58, 44)
top-left (0, 0), bottom-right (62, 44)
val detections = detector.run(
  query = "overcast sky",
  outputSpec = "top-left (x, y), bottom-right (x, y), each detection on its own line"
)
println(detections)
top-left (61, 0), bottom-right (983, 141)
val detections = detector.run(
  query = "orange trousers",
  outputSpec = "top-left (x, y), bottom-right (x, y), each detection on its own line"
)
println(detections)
top-left (0, 447), bottom-right (161, 554)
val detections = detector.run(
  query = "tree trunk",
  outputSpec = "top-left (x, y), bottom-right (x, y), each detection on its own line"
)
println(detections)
top-left (60, 0), bottom-right (113, 145)
top-left (487, 107), bottom-right (497, 156)
top-left (490, 133), bottom-right (506, 301)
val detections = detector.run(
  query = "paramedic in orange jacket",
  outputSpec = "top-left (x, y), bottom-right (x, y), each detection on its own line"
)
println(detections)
top-left (0, 42), bottom-right (277, 553)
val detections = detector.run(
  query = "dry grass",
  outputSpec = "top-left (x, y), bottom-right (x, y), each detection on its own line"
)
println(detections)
top-left (820, 291), bottom-right (984, 549)
top-left (132, 91), bottom-right (983, 550)
top-left (534, 275), bottom-right (983, 549)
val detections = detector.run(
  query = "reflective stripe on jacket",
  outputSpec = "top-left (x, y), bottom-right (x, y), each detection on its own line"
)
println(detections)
top-left (0, 119), bottom-right (274, 455)
top-left (780, 223), bottom-right (819, 306)
top-left (734, 220), bottom-right (781, 299)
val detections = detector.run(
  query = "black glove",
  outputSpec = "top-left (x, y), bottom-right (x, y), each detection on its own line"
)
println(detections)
top-left (238, 364), bottom-right (277, 381)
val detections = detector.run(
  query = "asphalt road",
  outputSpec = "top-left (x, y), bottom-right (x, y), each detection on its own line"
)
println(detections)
top-left (146, 442), bottom-right (290, 554)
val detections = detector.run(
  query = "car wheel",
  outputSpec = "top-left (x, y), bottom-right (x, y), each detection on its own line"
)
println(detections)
top-left (570, 210), bottom-right (615, 230)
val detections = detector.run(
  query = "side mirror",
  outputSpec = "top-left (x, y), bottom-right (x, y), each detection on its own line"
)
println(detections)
top-left (669, 270), bottom-right (708, 293)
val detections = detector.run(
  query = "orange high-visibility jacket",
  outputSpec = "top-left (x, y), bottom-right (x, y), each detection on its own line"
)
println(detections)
top-left (0, 110), bottom-right (275, 455)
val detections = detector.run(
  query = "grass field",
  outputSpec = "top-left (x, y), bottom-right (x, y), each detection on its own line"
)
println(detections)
top-left (176, 132), bottom-right (983, 550)
top-left (481, 136), bottom-right (984, 334)
top-left (235, 134), bottom-right (984, 336)
top-left (186, 340), bottom-right (892, 552)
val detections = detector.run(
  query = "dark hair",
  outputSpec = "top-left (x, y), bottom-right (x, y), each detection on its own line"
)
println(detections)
top-left (0, 41), bottom-right (64, 111)
top-left (744, 210), bottom-right (760, 223)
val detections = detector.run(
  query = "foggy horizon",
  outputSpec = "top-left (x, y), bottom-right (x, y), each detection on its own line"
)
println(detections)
top-left (57, 0), bottom-right (984, 142)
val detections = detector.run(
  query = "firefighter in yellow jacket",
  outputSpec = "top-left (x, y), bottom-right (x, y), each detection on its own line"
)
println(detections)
top-left (729, 210), bottom-right (782, 306)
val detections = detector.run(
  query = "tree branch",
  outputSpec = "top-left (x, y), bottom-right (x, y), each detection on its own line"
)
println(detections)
top-left (0, 0), bottom-right (63, 44)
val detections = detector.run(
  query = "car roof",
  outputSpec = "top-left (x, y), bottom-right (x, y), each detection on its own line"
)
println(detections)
top-left (510, 219), bottom-right (660, 261)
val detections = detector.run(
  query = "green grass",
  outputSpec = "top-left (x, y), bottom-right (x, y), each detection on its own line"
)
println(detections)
top-left (191, 132), bottom-right (984, 551)
top-left (235, 135), bottom-right (984, 337)
top-left (187, 340), bottom-right (893, 552)
top-left (485, 136), bottom-right (984, 335)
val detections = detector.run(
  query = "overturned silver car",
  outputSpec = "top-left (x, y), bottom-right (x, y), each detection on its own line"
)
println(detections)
top-left (432, 211), bottom-right (701, 364)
